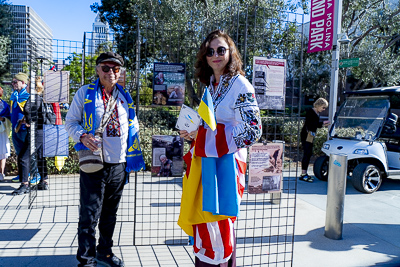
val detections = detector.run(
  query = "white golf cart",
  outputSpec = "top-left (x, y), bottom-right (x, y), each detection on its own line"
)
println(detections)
top-left (313, 86), bottom-right (400, 193)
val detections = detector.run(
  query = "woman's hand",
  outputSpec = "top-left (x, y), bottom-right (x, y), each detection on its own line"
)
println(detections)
top-left (179, 130), bottom-right (197, 141)
top-left (323, 120), bottom-right (330, 126)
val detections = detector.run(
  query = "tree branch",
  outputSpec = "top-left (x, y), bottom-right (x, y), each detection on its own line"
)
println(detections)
top-left (342, 0), bottom-right (350, 23)
top-left (353, 8), bottom-right (400, 47)
top-left (381, 34), bottom-right (400, 52)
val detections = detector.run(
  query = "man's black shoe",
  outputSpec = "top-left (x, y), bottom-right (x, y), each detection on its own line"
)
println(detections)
top-left (77, 256), bottom-right (97, 267)
top-left (12, 184), bottom-right (30, 195)
top-left (96, 253), bottom-right (124, 267)
top-left (37, 182), bottom-right (49, 190)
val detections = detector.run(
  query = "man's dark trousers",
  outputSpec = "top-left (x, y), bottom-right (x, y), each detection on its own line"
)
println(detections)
top-left (76, 162), bottom-right (127, 265)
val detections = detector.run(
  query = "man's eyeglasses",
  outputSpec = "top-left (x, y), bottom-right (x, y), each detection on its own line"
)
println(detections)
top-left (101, 65), bottom-right (121, 73)
top-left (206, 46), bottom-right (229, 57)
top-left (11, 80), bottom-right (18, 84)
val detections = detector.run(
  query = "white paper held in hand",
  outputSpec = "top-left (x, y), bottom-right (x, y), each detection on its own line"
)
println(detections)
top-left (176, 104), bottom-right (201, 133)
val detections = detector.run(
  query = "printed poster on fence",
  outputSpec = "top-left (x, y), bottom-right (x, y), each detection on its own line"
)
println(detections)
top-left (252, 57), bottom-right (286, 110)
top-left (43, 70), bottom-right (70, 103)
top-left (43, 124), bottom-right (69, 157)
top-left (153, 62), bottom-right (185, 106)
top-left (248, 142), bottom-right (284, 194)
top-left (151, 135), bottom-right (184, 177)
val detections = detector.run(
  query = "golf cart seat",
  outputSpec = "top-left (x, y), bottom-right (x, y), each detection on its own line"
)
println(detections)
top-left (381, 113), bottom-right (399, 138)
top-left (385, 142), bottom-right (400, 152)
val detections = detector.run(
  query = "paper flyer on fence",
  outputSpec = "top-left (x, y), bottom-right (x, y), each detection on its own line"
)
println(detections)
top-left (175, 104), bottom-right (201, 133)
top-left (248, 142), bottom-right (284, 194)
top-left (252, 57), bottom-right (286, 110)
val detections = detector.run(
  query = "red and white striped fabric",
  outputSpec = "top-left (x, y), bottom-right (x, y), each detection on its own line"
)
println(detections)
top-left (191, 149), bottom-right (246, 265)
top-left (235, 148), bottom-right (246, 200)
top-left (193, 218), bottom-right (235, 265)
top-left (195, 123), bottom-right (238, 158)
top-left (186, 138), bottom-right (246, 200)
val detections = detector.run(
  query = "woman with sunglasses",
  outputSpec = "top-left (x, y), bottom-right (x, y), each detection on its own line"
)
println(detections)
top-left (179, 30), bottom-right (262, 267)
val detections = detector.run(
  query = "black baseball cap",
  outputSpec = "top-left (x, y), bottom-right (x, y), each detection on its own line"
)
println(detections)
top-left (96, 52), bottom-right (124, 66)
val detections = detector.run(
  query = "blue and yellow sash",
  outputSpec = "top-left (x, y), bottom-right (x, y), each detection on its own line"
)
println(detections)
top-left (75, 79), bottom-right (145, 172)
top-left (10, 87), bottom-right (29, 129)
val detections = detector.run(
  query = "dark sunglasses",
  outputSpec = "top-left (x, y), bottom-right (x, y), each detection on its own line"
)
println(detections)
top-left (11, 80), bottom-right (19, 84)
top-left (101, 65), bottom-right (121, 73)
top-left (206, 46), bottom-right (229, 57)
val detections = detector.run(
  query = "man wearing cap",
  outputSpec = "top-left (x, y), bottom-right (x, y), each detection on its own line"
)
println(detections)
top-left (10, 72), bottom-right (31, 195)
top-left (65, 52), bottom-right (145, 267)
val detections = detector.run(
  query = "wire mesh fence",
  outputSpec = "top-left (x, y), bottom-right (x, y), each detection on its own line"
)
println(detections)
top-left (6, 4), bottom-right (305, 266)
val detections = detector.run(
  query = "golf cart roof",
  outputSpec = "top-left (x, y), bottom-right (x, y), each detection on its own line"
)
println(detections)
top-left (344, 86), bottom-right (400, 96)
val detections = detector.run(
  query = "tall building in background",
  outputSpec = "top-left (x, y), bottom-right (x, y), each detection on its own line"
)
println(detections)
top-left (9, 5), bottom-right (52, 75)
top-left (88, 13), bottom-right (110, 55)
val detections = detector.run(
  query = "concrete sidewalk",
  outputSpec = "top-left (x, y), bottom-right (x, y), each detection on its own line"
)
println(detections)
top-left (293, 177), bottom-right (400, 267)
top-left (0, 174), bottom-right (399, 266)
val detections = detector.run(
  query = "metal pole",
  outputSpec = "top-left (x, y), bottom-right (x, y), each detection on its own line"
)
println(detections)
top-left (328, 0), bottom-right (343, 124)
top-left (325, 153), bottom-right (347, 240)
top-left (133, 16), bottom-right (140, 246)
top-left (82, 32), bottom-right (86, 87)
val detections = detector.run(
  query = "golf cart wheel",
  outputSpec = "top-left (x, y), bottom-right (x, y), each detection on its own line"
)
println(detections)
top-left (351, 163), bottom-right (382, 194)
top-left (313, 155), bottom-right (329, 181)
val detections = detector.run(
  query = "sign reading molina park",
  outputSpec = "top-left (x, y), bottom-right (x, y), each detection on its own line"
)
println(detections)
top-left (307, 0), bottom-right (335, 53)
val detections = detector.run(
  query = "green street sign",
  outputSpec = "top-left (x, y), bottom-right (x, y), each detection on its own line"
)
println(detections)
top-left (339, 58), bottom-right (360, 68)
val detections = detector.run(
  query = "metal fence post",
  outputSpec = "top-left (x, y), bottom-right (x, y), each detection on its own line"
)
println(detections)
top-left (324, 153), bottom-right (347, 240)
top-left (81, 32), bottom-right (86, 87)
top-left (132, 15), bottom-right (140, 247)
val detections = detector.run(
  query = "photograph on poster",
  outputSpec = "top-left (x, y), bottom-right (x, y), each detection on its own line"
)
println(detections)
top-left (153, 63), bottom-right (185, 106)
top-left (252, 57), bottom-right (286, 110)
top-left (248, 142), bottom-right (284, 194)
top-left (151, 135), bottom-right (184, 177)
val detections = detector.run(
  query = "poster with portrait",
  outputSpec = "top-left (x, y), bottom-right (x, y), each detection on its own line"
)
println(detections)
top-left (151, 135), bottom-right (184, 177)
top-left (252, 57), bottom-right (286, 110)
top-left (248, 142), bottom-right (284, 194)
top-left (153, 62), bottom-right (185, 106)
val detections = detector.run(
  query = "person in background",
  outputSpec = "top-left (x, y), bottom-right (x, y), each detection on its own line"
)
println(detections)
top-left (0, 86), bottom-right (11, 181)
top-left (66, 51), bottom-right (145, 267)
top-left (24, 78), bottom-right (50, 190)
top-left (299, 97), bottom-right (329, 182)
top-left (10, 72), bottom-right (34, 194)
top-left (178, 29), bottom-right (262, 266)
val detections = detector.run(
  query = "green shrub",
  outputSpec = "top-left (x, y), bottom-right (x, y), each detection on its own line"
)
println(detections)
top-left (313, 127), bottom-right (328, 156)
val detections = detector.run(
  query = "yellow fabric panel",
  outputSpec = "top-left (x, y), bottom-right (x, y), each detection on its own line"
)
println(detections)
top-left (177, 151), bottom-right (232, 236)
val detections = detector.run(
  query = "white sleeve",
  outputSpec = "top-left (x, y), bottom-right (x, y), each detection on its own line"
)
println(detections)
top-left (65, 85), bottom-right (89, 143)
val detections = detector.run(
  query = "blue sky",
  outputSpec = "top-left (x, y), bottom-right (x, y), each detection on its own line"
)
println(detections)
top-left (9, 0), bottom-right (98, 41)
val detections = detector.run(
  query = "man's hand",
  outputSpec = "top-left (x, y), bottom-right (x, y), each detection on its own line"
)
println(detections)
top-left (80, 133), bottom-right (98, 151)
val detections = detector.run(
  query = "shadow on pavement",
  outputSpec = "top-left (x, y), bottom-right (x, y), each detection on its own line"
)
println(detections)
top-left (0, 229), bottom-right (40, 241)
top-left (295, 225), bottom-right (400, 266)
top-left (0, 255), bottom-right (77, 267)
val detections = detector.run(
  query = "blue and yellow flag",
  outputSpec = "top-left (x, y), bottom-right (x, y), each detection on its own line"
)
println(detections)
top-left (198, 87), bottom-right (216, 131)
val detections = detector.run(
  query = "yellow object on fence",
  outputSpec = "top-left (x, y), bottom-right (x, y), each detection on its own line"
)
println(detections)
top-left (55, 156), bottom-right (67, 171)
